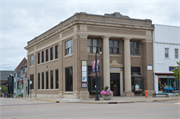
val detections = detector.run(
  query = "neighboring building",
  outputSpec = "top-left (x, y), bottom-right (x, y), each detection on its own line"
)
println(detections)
top-left (24, 12), bottom-right (154, 99)
top-left (0, 70), bottom-right (14, 86)
top-left (14, 57), bottom-right (28, 98)
top-left (153, 24), bottom-right (180, 94)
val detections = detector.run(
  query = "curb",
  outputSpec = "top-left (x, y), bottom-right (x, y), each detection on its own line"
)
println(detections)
top-left (65, 101), bottom-right (135, 104)
top-left (36, 98), bottom-right (59, 103)
top-left (35, 98), bottom-right (179, 104)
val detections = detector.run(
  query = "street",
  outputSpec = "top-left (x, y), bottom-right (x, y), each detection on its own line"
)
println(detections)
top-left (0, 98), bottom-right (180, 119)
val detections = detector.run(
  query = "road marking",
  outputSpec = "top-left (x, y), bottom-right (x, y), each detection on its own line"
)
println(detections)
top-left (173, 102), bottom-right (180, 105)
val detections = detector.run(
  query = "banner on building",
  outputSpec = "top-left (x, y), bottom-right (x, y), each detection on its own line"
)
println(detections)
top-left (169, 66), bottom-right (178, 71)
top-left (92, 60), bottom-right (100, 77)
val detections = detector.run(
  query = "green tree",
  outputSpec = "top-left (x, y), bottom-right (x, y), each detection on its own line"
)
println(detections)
top-left (172, 62), bottom-right (180, 80)
top-left (0, 85), bottom-right (8, 93)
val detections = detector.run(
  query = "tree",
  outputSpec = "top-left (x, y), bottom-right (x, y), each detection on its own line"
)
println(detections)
top-left (172, 62), bottom-right (180, 80)
top-left (0, 85), bottom-right (8, 93)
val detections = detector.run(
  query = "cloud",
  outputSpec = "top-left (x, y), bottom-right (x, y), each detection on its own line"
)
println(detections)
top-left (0, 0), bottom-right (179, 70)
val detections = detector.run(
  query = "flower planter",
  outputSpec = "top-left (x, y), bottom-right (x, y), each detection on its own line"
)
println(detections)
top-left (102, 95), bottom-right (111, 100)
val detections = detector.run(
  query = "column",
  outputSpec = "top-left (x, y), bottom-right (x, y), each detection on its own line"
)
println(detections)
top-left (123, 37), bottom-right (134, 96)
top-left (58, 40), bottom-right (63, 98)
top-left (73, 34), bottom-right (79, 99)
top-left (34, 50), bottom-right (37, 97)
top-left (79, 33), bottom-right (89, 99)
top-left (102, 36), bottom-right (110, 89)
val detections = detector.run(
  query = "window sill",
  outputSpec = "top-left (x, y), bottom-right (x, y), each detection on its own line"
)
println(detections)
top-left (37, 89), bottom-right (59, 91)
top-left (88, 54), bottom-right (101, 56)
top-left (165, 58), bottom-right (171, 60)
top-left (30, 65), bottom-right (34, 68)
top-left (131, 55), bottom-right (141, 57)
top-left (64, 91), bottom-right (73, 94)
top-left (37, 59), bottom-right (58, 66)
top-left (110, 54), bottom-right (121, 57)
top-left (64, 54), bottom-right (73, 58)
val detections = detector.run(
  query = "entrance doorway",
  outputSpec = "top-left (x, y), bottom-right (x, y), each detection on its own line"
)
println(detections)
top-left (110, 73), bottom-right (120, 96)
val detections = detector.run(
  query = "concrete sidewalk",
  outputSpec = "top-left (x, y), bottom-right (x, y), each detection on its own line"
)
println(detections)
top-left (35, 95), bottom-right (180, 104)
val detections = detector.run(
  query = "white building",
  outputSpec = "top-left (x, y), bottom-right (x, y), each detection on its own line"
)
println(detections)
top-left (153, 24), bottom-right (180, 94)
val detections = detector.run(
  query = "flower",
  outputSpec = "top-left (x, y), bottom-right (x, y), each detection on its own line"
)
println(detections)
top-left (100, 86), bottom-right (113, 96)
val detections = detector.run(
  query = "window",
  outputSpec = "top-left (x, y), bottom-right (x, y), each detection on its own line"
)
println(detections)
top-left (55, 45), bottom-right (58, 59)
top-left (30, 74), bottom-right (34, 89)
top-left (65, 67), bottom-right (73, 91)
top-left (42, 51), bottom-right (44, 63)
top-left (38, 73), bottom-right (40, 89)
top-left (88, 66), bottom-right (100, 92)
top-left (130, 41), bottom-right (139, 56)
top-left (165, 48), bottom-right (169, 58)
top-left (55, 69), bottom-right (58, 89)
top-left (46, 49), bottom-right (49, 62)
top-left (50, 70), bottom-right (53, 89)
top-left (175, 49), bottom-right (179, 58)
top-left (109, 40), bottom-right (119, 54)
top-left (30, 55), bottom-right (34, 66)
top-left (38, 52), bottom-right (40, 64)
top-left (17, 81), bottom-right (20, 89)
top-left (65, 39), bottom-right (73, 55)
top-left (87, 39), bottom-right (98, 54)
top-left (46, 71), bottom-right (49, 89)
top-left (50, 47), bottom-right (53, 60)
top-left (131, 67), bottom-right (141, 75)
top-left (42, 72), bottom-right (44, 89)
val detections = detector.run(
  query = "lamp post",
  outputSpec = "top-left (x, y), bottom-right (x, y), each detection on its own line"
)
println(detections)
top-left (95, 46), bottom-right (102, 101)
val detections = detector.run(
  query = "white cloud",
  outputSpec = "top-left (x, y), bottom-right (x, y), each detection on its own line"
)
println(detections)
top-left (0, 0), bottom-right (179, 70)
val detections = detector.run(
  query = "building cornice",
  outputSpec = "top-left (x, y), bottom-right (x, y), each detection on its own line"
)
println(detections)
top-left (25, 20), bottom-right (153, 50)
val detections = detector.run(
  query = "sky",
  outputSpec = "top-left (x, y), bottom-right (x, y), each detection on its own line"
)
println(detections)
top-left (0, 0), bottom-right (180, 70)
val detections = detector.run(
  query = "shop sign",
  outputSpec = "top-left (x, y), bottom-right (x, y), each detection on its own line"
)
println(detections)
top-left (81, 61), bottom-right (87, 88)
top-left (82, 82), bottom-right (87, 87)
top-left (147, 64), bottom-right (152, 70)
top-left (169, 66), bottom-right (177, 71)
top-left (110, 68), bottom-right (120, 71)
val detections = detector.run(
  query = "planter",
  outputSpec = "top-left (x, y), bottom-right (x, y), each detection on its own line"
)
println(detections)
top-left (102, 95), bottom-right (111, 100)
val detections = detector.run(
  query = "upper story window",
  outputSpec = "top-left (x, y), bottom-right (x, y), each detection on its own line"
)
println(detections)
top-left (65, 39), bottom-right (73, 55)
top-left (38, 52), bottom-right (40, 64)
top-left (50, 47), bottom-right (53, 60)
top-left (42, 51), bottom-right (44, 63)
top-left (30, 55), bottom-right (34, 66)
top-left (87, 39), bottom-right (98, 54)
top-left (175, 49), bottom-right (179, 59)
top-left (130, 41), bottom-right (139, 56)
top-left (165, 48), bottom-right (169, 58)
top-left (30, 74), bottom-right (34, 89)
top-left (46, 49), bottom-right (49, 62)
top-left (109, 40), bottom-right (119, 55)
top-left (55, 45), bottom-right (58, 59)
top-left (22, 67), bottom-right (26, 73)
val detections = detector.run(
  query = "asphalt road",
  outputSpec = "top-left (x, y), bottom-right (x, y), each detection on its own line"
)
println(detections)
top-left (0, 98), bottom-right (180, 119)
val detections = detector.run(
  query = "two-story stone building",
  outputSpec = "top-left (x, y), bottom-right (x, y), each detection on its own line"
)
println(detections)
top-left (24, 12), bottom-right (154, 99)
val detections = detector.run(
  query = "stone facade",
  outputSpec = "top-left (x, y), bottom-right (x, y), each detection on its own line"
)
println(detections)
top-left (25, 12), bottom-right (154, 99)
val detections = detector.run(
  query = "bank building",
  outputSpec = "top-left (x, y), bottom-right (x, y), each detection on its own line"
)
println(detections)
top-left (25, 12), bottom-right (154, 99)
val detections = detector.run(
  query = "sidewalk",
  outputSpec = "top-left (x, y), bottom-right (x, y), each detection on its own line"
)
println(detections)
top-left (36, 95), bottom-right (180, 104)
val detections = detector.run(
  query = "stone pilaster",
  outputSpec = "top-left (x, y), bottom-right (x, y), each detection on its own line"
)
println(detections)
top-left (78, 33), bottom-right (89, 99)
top-left (59, 40), bottom-right (63, 98)
top-left (73, 34), bottom-right (79, 99)
top-left (123, 37), bottom-right (134, 96)
top-left (102, 36), bottom-right (110, 89)
top-left (142, 38), bottom-right (154, 96)
top-left (34, 48), bottom-right (37, 97)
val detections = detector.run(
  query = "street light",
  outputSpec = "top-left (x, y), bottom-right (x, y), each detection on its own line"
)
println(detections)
top-left (95, 46), bottom-right (102, 101)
